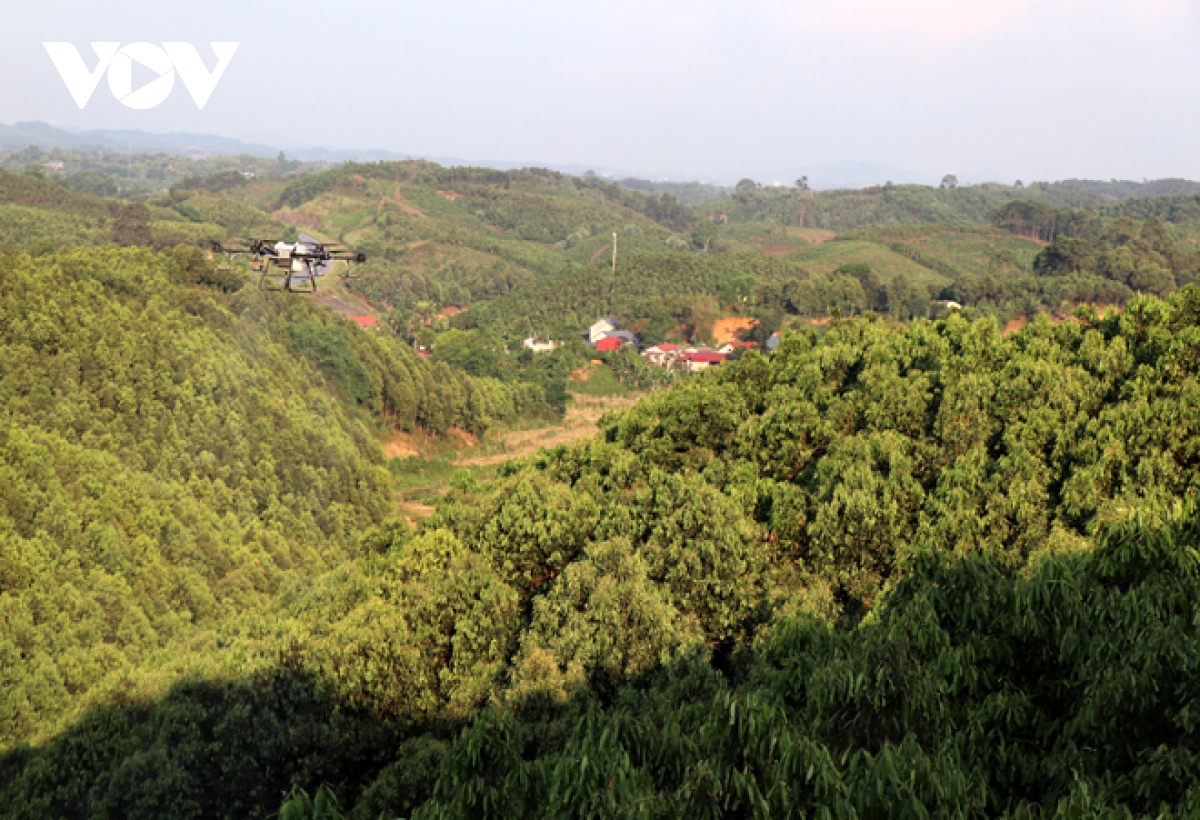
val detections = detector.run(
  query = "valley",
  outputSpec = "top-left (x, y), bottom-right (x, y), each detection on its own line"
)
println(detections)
top-left (2, 147), bottom-right (1200, 818)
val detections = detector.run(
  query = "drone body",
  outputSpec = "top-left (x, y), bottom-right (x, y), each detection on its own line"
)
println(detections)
top-left (212, 234), bottom-right (366, 292)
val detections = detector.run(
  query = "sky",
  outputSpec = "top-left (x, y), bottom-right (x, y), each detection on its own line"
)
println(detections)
top-left (4, 0), bottom-right (1200, 184)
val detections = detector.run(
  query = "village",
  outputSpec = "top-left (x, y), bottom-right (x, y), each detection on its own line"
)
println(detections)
top-left (522, 317), bottom-right (781, 372)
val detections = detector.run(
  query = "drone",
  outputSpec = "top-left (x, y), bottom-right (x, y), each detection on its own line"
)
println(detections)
top-left (211, 233), bottom-right (367, 293)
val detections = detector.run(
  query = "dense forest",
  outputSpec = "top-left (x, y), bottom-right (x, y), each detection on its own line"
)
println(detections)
top-left (4, 281), bottom-right (1200, 816)
top-left (0, 243), bottom-right (554, 750)
top-left (5, 151), bottom-right (1200, 816)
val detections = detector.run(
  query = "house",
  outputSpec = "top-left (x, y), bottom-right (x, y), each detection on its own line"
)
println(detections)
top-left (597, 330), bottom-right (639, 349)
top-left (765, 331), bottom-right (781, 352)
top-left (522, 337), bottom-right (559, 353)
top-left (594, 336), bottom-right (622, 352)
top-left (587, 318), bottom-right (620, 343)
top-left (642, 342), bottom-right (679, 367)
top-left (718, 341), bottom-right (758, 355)
top-left (678, 349), bottom-right (729, 372)
top-left (351, 315), bottom-right (380, 329)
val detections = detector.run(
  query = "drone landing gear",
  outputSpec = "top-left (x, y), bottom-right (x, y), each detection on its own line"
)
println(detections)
top-left (254, 261), bottom-right (318, 293)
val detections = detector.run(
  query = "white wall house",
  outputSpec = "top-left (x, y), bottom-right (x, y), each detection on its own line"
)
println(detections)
top-left (588, 318), bottom-right (619, 343)
top-left (522, 337), bottom-right (559, 353)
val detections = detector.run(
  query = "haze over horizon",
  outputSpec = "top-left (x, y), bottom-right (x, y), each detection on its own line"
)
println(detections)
top-left (4, 0), bottom-right (1199, 184)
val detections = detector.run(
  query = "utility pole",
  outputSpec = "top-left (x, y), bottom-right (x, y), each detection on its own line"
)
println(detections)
top-left (612, 232), bottom-right (617, 275)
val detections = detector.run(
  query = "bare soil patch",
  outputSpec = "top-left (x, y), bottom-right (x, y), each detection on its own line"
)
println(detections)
top-left (396, 496), bottom-right (436, 523)
top-left (712, 317), bottom-right (757, 345)
top-left (1004, 316), bottom-right (1029, 335)
top-left (449, 428), bottom-right (479, 448)
top-left (382, 431), bottom-right (419, 459)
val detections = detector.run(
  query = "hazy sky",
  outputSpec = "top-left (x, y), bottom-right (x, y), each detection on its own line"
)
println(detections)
top-left (5, 0), bottom-right (1200, 182)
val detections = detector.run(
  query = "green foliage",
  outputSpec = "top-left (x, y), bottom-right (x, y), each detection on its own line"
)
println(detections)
top-left (0, 203), bottom-right (109, 251)
top-left (0, 167), bottom-right (114, 218)
top-left (455, 252), bottom-right (782, 339)
top-left (279, 785), bottom-right (344, 820)
top-left (416, 502), bottom-right (1200, 817)
top-left (66, 169), bottom-right (118, 198)
top-left (1, 145), bottom-right (313, 200)
top-left (1033, 217), bottom-right (1197, 296)
top-left (9, 157), bottom-right (1200, 818)
top-left (0, 245), bottom-right (551, 754)
top-left (704, 182), bottom-right (1036, 231)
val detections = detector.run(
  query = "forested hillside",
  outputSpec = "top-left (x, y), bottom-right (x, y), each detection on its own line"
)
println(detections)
top-left (1, 144), bottom-right (318, 200)
top-left (695, 177), bottom-right (1200, 231)
top-left (8, 150), bottom-right (1200, 337)
top-left (5, 278), bottom-right (1200, 816)
top-left (0, 244), bottom-right (552, 751)
top-left (5, 153), bottom-right (1200, 816)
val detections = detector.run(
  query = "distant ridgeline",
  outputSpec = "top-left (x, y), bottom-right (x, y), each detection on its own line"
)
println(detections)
top-left (689, 176), bottom-right (1200, 231)
top-left (0, 166), bottom-right (279, 253)
top-left (4, 154), bottom-right (1200, 335)
top-left (3, 267), bottom-right (1200, 815)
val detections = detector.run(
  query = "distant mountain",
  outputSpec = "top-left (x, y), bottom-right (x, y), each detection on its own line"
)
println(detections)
top-left (0, 121), bottom-right (280, 157)
top-left (0, 122), bottom-right (104, 151)
top-left (6, 123), bottom-right (1199, 200)
top-left (0, 121), bottom-right (638, 175)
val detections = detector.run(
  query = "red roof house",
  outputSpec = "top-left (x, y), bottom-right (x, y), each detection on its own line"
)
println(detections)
top-left (351, 315), bottom-right (380, 328)
top-left (594, 336), bottom-right (622, 352)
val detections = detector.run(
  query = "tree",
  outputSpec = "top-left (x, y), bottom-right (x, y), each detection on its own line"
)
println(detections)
top-left (940, 174), bottom-right (959, 190)
top-left (735, 178), bottom-right (758, 196)
top-left (111, 202), bottom-right (151, 246)
top-left (691, 218), bottom-right (718, 252)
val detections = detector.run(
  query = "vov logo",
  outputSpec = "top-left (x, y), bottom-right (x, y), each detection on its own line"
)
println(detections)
top-left (43, 42), bottom-right (239, 110)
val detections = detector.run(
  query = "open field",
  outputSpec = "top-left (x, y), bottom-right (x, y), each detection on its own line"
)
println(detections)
top-left (392, 392), bottom-right (639, 518)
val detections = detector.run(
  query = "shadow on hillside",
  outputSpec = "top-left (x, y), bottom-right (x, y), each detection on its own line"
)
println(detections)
top-left (0, 669), bottom-right (449, 820)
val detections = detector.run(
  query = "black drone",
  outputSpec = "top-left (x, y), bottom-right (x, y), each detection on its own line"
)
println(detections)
top-left (211, 234), bottom-right (366, 293)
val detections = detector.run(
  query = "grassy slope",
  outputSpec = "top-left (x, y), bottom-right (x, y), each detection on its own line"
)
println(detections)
top-left (789, 239), bottom-right (951, 287)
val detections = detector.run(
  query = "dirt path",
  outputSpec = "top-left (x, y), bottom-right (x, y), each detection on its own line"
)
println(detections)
top-left (313, 277), bottom-right (378, 318)
top-left (396, 497), bottom-right (436, 523)
top-left (789, 228), bottom-right (836, 244)
top-left (454, 395), bottom-right (639, 467)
